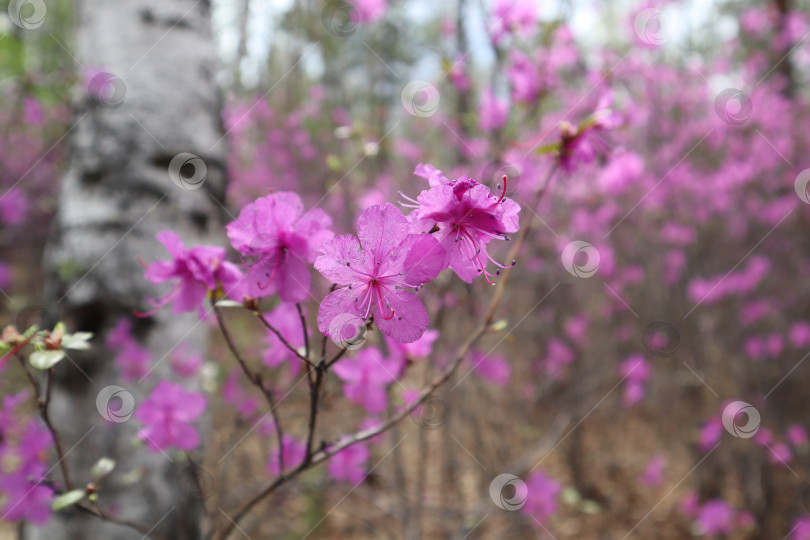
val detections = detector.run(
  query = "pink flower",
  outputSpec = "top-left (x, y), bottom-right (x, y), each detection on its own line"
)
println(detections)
top-left (695, 499), bottom-right (735, 535)
top-left (267, 435), bottom-right (306, 475)
top-left (619, 355), bottom-right (651, 407)
top-left (768, 442), bottom-right (793, 465)
top-left (115, 341), bottom-right (151, 382)
top-left (787, 424), bottom-right (808, 447)
top-left (520, 471), bottom-right (561, 524)
top-left (222, 369), bottom-right (261, 419)
top-left (385, 329), bottom-right (439, 369)
top-left (134, 381), bottom-right (206, 452)
top-left (543, 338), bottom-right (574, 379)
top-left (142, 231), bottom-right (245, 318)
top-left (558, 93), bottom-right (620, 172)
top-left (469, 351), bottom-right (510, 386)
top-left (350, 0), bottom-right (386, 24)
top-left (408, 165), bottom-right (520, 284)
top-left (508, 50), bottom-right (542, 103)
top-left (789, 322), bottom-right (810, 348)
top-left (489, 0), bottom-right (538, 45)
top-left (641, 456), bottom-right (665, 486)
top-left (698, 417), bottom-right (723, 451)
top-left (262, 303), bottom-right (305, 375)
top-left (315, 203), bottom-right (446, 344)
top-left (333, 347), bottom-right (399, 414)
top-left (0, 415), bottom-right (53, 525)
top-left (226, 191), bottom-right (333, 303)
top-left (479, 87), bottom-right (509, 132)
top-left (327, 442), bottom-right (370, 484)
top-left (170, 346), bottom-right (203, 378)
top-left (792, 516), bottom-right (810, 540)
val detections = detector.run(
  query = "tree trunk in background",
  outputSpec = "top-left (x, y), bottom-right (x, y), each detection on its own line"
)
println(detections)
top-left (27, 0), bottom-right (226, 538)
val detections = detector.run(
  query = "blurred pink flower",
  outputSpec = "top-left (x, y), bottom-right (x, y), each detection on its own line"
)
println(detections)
top-left (135, 380), bottom-right (206, 452)
top-left (479, 87), bottom-right (509, 132)
top-left (789, 322), bottom-right (810, 348)
top-left (350, 0), bottom-right (386, 24)
top-left (327, 442), bottom-right (370, 484)
top-left (520, 471), bottom-right (561, 524)
top-left (333, 347), bottom-right (399, 414)
top-left (469, 351), bottom-right (510, 386)
top-left (641, 456), bottom-right (665, 486)
top-left (696, 499), bottom-right (735, 535)
top-left (787, 424), bottom-right (808, 447)
top-left (267, 435), bottom-right (306, 475)
top-left (142, 231), bottom-right (245, 318)
top-left (262, 303), bottom-right (305, 375)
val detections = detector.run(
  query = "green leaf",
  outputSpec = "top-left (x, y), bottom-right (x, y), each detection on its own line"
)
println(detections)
top-left (91, 457), bottom-right (116, 482)
top-left (535, 142), bottom-right (560, 156)
top-left (29, 350), bottom-right (66, 370)
top-left (62, 332), bottom-right (93, 350)
top-left (51, 489), bottom-right (86, 511)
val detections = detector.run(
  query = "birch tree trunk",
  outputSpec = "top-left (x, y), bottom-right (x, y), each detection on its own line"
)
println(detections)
top-left (27, 1), bottom-right (226, 538)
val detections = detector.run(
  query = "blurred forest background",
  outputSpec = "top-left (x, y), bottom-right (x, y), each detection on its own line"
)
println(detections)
top-left (2, 0), bottom-right (810, 538)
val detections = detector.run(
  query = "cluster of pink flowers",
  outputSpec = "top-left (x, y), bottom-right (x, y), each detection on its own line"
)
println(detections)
top-left (0, 391), bottom-right (53, 524)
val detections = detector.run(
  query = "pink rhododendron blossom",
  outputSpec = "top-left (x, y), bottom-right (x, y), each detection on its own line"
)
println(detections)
top-left (789, 322), bottom-right (810, 348)
top-left (170, 346), bottom-right (203, 378)
top-left (106, 318), bottom-right (151, 381)
top-left (222, 369), bottom-right (261, 419)
top-left (386, 329), bottom-right (439, 369)
top-left (641, 456), bottom-right (665, 486)
top-left (695, 499), bottom-right (735, 535)
top-left (619, 354), bottom-right (651, 407)
top-left (327, 442), bottom-right (370, 484)
top-left (520, 471), bottom-right (561, 524)
top-left (469, 351), bottom-right (510, 386)
top-left (350, 0), bottom-right (386, 24)
top-left (227, 191), bottom-right (333, 303)
top-left (267, 435), bottom-right (306, 475)
top-left (142, 231), bottom-right (245, 318)
top-left (768, 442), bottom-right (793, 465)
top-left (333, 347), bottom-right (399, 414)
top-left (315, 203), bottom-right (445, 343)
top-left (135, 381), bottom-right (206, 452)
top-left (488, 0), bottom-right (538, 45)
top-left (479, 87), bottom-right (509, 132)
top-left (408, 164), bottom-right (520, 284)
top-left (0, 399), bottom-right (53, 525)
top-left (787, 424), bottom-right (808, 447)
top-left (543, 338), bottom-right (574, 379)
top-left (262, 303), bottom-right (305, 375)
top-left (698, 417), bottom-right (723, 451)
top-left (792, 517), bottom-right (810, 540)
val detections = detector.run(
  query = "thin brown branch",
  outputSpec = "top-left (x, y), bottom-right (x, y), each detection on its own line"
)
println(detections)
top-left (253, 310), bottom-right (313, 367)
